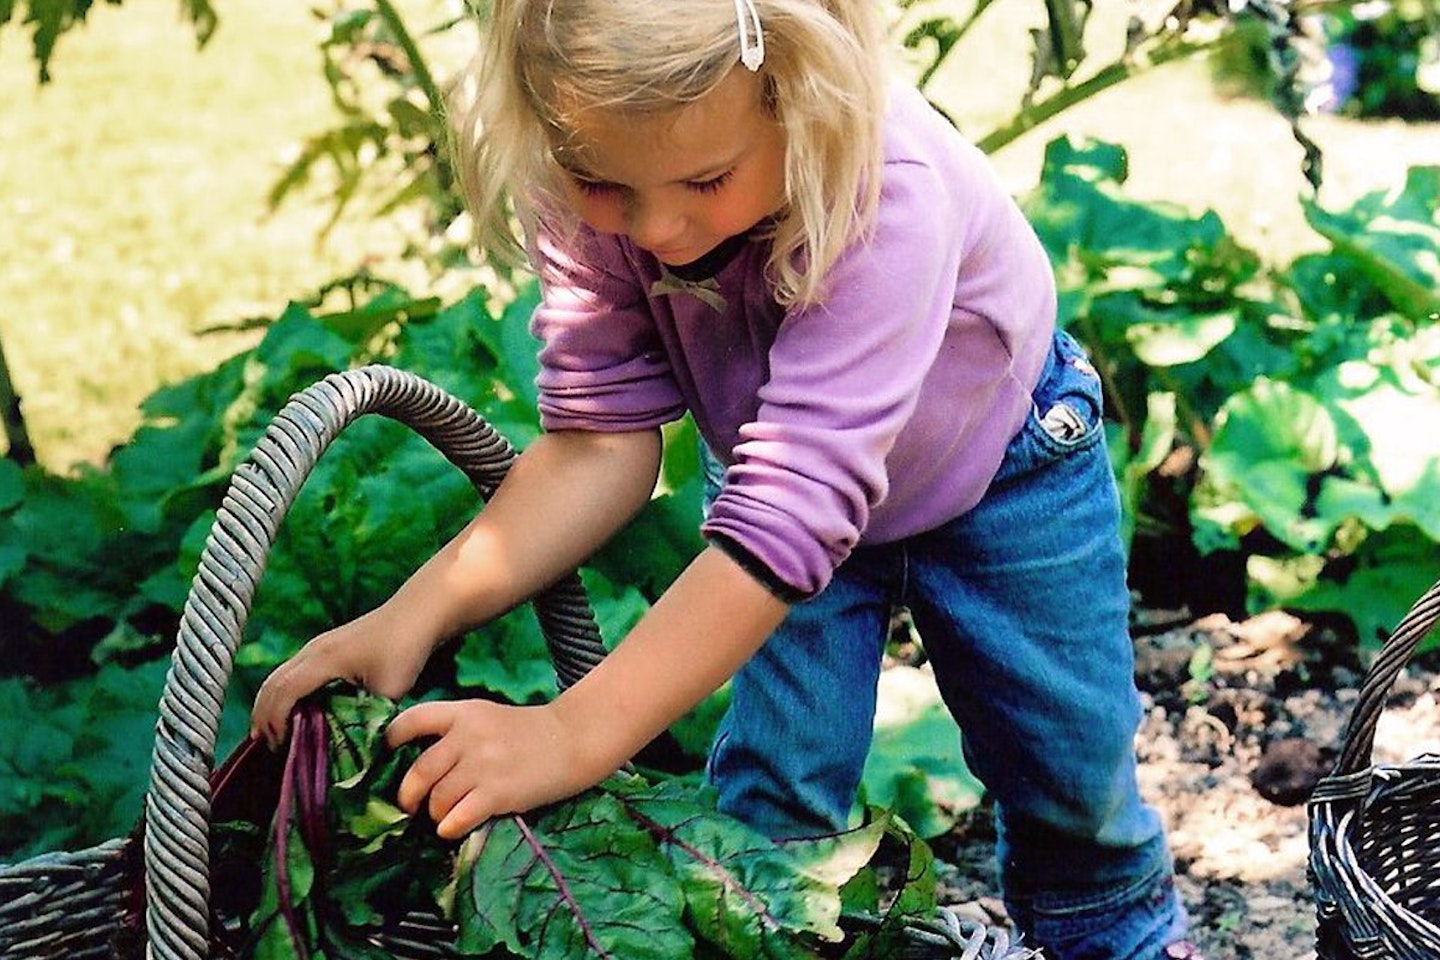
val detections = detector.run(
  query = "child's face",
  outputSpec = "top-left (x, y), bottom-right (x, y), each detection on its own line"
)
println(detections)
top-left (553, 68), bottom-right (787, 268)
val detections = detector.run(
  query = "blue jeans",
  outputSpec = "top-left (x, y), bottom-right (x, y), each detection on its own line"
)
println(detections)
top-left (701, 330), bottom-right (1186, 960)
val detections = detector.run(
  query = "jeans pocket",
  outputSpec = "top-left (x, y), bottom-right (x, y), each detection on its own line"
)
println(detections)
top-left (992, 329), bottom-right (1106, 486)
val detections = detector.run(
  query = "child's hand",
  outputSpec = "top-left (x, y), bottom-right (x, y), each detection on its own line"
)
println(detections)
top-left (250, 606), bottom-right (431, 749)
top-left (386, 699), bottom-right (601, 840)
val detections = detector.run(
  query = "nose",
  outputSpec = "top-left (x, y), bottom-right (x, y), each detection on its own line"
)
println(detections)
top-left (625, 195), bottom-right (686, 254)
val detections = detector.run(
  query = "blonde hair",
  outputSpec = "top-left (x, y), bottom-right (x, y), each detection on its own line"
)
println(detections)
top-left (449, 0), bottom-right (888, 307)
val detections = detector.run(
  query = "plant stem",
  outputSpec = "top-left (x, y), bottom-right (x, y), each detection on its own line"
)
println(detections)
top-left (373, 0), bottom-right (446, 128)
top-left (977, 37), bottom-right (1212, 154)
top-left (1153, 366), bottom-right (1213, 449)
top-left (0, 336), bottom-right (34, 467)
top-left (915, 0), bottom-right (1000, 91)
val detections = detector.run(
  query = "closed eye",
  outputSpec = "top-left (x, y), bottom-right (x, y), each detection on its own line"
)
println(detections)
top-left (572, 176), bottom-right (622, 197)
top-left (687, 169), bottom-right (735, 195)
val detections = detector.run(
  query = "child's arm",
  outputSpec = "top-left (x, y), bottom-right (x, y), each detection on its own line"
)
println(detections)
top-left (385, 545), bottom-right (789, 838)
top-left (248, 427), bottom-right (664, 746)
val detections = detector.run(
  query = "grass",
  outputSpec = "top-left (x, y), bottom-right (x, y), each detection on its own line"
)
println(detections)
top-left (1, 0), bottom-right (1435, 470)
top-left (0, 1), bottom-right (408, 469)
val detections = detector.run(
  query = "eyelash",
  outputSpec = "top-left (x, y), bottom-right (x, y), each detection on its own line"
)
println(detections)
top-left (571, 169), bottom-right (735, 197)
top-left (688, 170), bottom-right (735, 194)
top-left (573, 178), bottom-right (618, 197)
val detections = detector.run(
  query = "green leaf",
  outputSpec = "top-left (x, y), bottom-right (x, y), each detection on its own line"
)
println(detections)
top-left (1026, 138), bottom-right (1229, 281)
top-left (0, 526), bottom-right (25, 589)
top-left (477, 281), bottom-right (544, 410)
top-left (455, 797), bottom-right (693, 959)
top-left (593, 424), bottom-right (706, 599)
top-left (6, 0), bottom-right (215, 83)
top-left (1039, 137), bottom-right (1128, 184)
top-left (1201, 379), bottom-right (1343, 552)
top-left (0, 678), bottom-right (85, 859)
top-left (394, 287), bottom-right (494, 383)
top-left (317, 285), bottom-right (441, 344)
top-left (251, 819), bottom-right (319, 960)
top-left (616, 778), bottom-right (882, 957)
top-left (455, 608), bottom-right (558, 703)
top-left (1112, 392), bottom-right (1177, 555)
top-left (860, 667), bottom-right (983, 839)
top-left (1284, 253), bottom-right (1392, 327)
top-left (1310, 331), bottom-right (1440, 540)
top-left (1304, 167), bottom-right (1440, 322)
top-left (1254, 525), bottom-right (1440, 650)
top-left (323, 690), bottom-right (450, 927)
top-left (1123, 307), bottom-right (1237, 367)
top-left (581, 567), bottom-right (651, 651)
top-left (0, 458), bottom-right (24, 511)
top-left (839, 817), bottom-right (937, 960)
top-left (68, 661), bottom-right (190, 838)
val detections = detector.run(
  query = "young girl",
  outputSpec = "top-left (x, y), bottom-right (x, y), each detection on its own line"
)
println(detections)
top-left (251, 1), bottom-right (1201, 957)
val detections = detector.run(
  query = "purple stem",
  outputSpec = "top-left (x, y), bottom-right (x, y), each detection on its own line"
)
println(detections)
top-left (623, 805), bottom-right (782, 934)
top-left (512, 815), bottom-right (613, 957)
top-left (273, 710), bottom-right (312, 960)
top-left (294, 705), bottom-right (330, 860)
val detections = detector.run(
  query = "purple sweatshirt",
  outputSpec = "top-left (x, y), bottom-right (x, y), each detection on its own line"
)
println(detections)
top-left (530, 83), bottom-right (1056, 599)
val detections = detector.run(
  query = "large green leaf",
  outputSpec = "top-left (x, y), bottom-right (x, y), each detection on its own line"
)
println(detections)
top-left (860, 667), bottom-right (983, 839)
top-left (1305, 167), bottom-right (1440, 322)
top-left (839, 816), bottom-right (938, 960)
top-left (1110, 392), bottom-right (1178, 555)
top-left (614, 779), bottom-right (885, 957)
top-left (0, 458), bottom-right (24, 511)
top-left (1250, 525), bottom-right (1440, 650)
top-left (1309, 328), bottom-right (1440, 540)
top-left (455, 608), bottom-right (557, 704)
top-left (455, 795), bottom-right (694, 960)
top-left (1121, 305), bottom-right (1237, 368)
top-left (1025, 138), bottom-right (1239, 289)
top-left (1199, 379), bottom-right (1344, 553)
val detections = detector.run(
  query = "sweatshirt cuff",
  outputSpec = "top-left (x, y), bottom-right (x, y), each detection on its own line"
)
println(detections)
top-left (705, 533), bottom-right (809, 605)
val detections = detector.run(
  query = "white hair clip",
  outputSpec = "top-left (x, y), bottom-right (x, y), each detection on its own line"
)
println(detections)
top-left (733, 0), bottom-right (765, 71)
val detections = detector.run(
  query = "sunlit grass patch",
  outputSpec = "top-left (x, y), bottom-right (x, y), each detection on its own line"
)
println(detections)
top-left (0, 0), bottom-right (408, 470)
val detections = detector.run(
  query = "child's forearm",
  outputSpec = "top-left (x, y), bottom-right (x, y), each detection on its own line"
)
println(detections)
top-left (380, 545), bottom-right (790, 835)
top-left (383, 427), bottom-right (664, 652)
top-left (550, 545), bottom-right (791, 781)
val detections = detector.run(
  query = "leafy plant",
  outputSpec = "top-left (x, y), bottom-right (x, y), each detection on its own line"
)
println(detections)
top-left (223, 685), bottom-right (936, 960)
top-left (895, 0), bottom-right (1327, 183)
top-left (267, 2), bottom-right (469, 267)
top-left (0, 0), bottom-right (216, 82)
top-left (0, 275), bottom-right (709, 857)
top-left (1025, 135), bottom-right (1440, 646)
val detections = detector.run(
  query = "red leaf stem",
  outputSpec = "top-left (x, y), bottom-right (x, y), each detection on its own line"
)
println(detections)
top-left (273, 709), bottom-right (311, 960)
top-left (294, 704), bottom-right (330, 860)
top-left (511, 815), bottom-right (614, 958)
top-left (623, 805), bottom-right (782, 934)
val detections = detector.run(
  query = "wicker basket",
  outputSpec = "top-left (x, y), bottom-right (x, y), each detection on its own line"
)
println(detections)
top-left (1310, 578), bottom-right (1440, 960)
top-left (0, 366), bottom-right (1031, 960)
top-left (1, 367), bottom-right (605, 960)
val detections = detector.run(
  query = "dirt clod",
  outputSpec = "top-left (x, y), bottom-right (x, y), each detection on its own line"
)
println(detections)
top-left (1251, 738), bottom-right (1329, 807)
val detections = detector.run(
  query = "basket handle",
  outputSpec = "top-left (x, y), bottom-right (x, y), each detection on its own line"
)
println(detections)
top-left (1328, 577), bottom-right (1440, 779)
top-left (142, 366), bottom-right (608, 960)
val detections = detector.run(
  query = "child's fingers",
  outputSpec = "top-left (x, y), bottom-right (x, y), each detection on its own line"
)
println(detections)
top-left (436, 790), bottom-right (492, 840)
top-left (385, 700), bottom-right (456, 747)
top-left (397, 739), bottom-right (460, 816)
top-left (250, 656), bottom-right (328, 747)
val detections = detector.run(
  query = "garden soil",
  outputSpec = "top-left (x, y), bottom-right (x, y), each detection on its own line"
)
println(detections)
top-left (924, 607), bottom-right (1440, 959)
